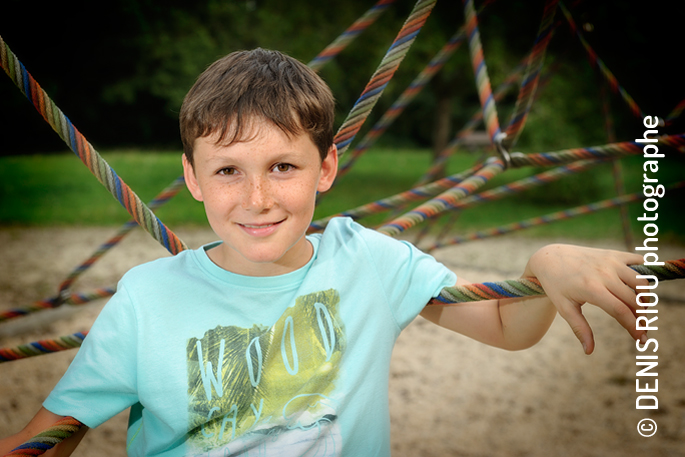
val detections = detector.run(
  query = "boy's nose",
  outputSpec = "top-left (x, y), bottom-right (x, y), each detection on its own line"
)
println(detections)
top-left (242, 177), bottom-right (273, 211)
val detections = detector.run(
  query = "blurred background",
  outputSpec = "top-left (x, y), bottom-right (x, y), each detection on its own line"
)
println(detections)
top-left (2, 0), bottom-right (684, 152)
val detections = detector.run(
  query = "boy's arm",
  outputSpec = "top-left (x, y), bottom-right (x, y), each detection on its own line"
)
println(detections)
top-left (0, 407), bottom-right (88, 457)
top-left (421, 277), bottom-right (558, 351)
top-left (421, 244), bottom-right (648, 354)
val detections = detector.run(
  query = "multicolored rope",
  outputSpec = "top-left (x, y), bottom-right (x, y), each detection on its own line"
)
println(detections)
top-left (0, 288), bottom-right (114, 323)
top-left (57, 176), bottom-right (186, 297)
top-left (434, 277), bottom-right (544, 303)
top-left (632, 260), bottom-right (685, 281)
top-left (5, 416), bottom-right (85, 456)
top-left (509, 134), bottom-right (685, 167)
top-left (417, 60), bottom-right (528, 185)
top-left (425, 182), bottom-right (685, 250)
top-left (502, 0), bottom-right (558, 150)
top-left (463, 0), bottom-right (501, 144)
top-left (308, 0), bottom-right (396, 71)
top-left (377, 159), bottom-right (504, 237)
top-left (558, 3), bottom-right (646, 122)
top-left (310, 164), bottom-right (484, 231)
top-left (0, 35), bottom-right (187, 255)
top-left (338, 29), bottom-right (466, 177)
top-left (415, 158), bottom-right (599, 246)
top-left (0, 332), bottom-right (88, 363)
top-left (333, 0), bottom-right (437, 156)
top-left (430, 259), bottom-right (685, 305)
top-left (0, 177), bottom-right (184, 324)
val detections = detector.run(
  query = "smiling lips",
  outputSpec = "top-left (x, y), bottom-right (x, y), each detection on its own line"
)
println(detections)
top-left (237, 219), bottom-right (285, 236)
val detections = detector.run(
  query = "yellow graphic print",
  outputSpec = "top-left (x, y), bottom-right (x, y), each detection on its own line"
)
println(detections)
top-left (186, 289), bottom-right (345, 453)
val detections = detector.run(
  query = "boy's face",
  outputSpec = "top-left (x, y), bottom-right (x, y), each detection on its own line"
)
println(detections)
top-left (183, 120), bottom-right (337, 276)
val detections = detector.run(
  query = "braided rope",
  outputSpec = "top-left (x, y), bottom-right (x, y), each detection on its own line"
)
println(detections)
top-left (416, 157), bottom-right (599, 247)
top-left (509, 134), bottom-right (685, 167)
top-left (632, 261), bottom-right (685, 281)
top-left (312, 131), bottom-right (685, 233)
top-left (417, 60), bottom-right (528, 185)
top-left (426, 182), bottom-right (685, 250)
top-left (0, 177), bottom-right (184, 324)
top-left (0, 35), bottom-right (187, 255)
top-left (453, 159), bottom-right (602, 210)
top-left (338, 29), bottom-right (466, 177)
top-left (333, 0), bottom-right (437, 156)
top-left (463, 0), bottom-right (501, 144)
top-left (57, 176), bottom-right (186, 296)
top-left (502, 0), bottom-right (558, 149)
top-left (0, 288), bottom-right (115, 323)
top-left (326, 131), bottom-right (685, 234)
top-left (377, 159), bottom-right (504, 237)
top-left (311, 158), bottom-right (600, 233)
top-left (308, 0), bottom-right (396, 71)
top-left (558, 3), bottom-right (646, 122)
top-left (309, 164), bottom-right (484, 231)
top-left (0, 332), bottom-right (88, 363)
top-left (431, 259), bottom-right (685, 305)
top-left (5, 416), bottom-right (85, 456)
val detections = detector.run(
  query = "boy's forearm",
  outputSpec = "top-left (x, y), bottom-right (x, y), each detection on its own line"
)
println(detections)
top-left (497, 294), bottom-right (557, 350)
top-left (421, 277), bottom-right (556, 351)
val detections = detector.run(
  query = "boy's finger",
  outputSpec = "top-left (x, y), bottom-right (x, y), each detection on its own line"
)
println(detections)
top-left (606, 276), bottom-right (640, 314)
top-left (618, 264), bottom-right (651, 292)
top-left (554, 301), bottom-right (594, 354)
top-left (589, 288), bottom-right (645, 342)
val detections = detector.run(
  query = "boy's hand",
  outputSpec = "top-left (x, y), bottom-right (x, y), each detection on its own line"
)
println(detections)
top-left (525, 244), bottom-right (648, 355)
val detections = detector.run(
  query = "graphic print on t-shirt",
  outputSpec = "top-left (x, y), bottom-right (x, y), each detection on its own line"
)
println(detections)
top-left (187, 289), bottom-right (346, 455)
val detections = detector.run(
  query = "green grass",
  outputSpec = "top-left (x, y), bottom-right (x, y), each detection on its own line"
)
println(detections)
top-left (1, 149), bottom-right (683, 244)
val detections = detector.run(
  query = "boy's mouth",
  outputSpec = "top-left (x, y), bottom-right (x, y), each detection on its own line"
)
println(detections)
top-left (241, 223), bottom-right (276, 229)
top-left (237, 219), bottom-right (285, 236)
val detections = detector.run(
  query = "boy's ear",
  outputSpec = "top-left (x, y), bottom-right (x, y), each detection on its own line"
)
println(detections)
top-left (182, 154), bottom-right (204, 202)
top-left (317, 144), bottom-right (338, 193)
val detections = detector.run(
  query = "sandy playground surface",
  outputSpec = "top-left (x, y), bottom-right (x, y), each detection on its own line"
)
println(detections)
top-left (1, 226), bottom-right (684, 456)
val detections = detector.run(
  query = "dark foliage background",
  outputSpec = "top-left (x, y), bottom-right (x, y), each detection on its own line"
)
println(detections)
top-left (1, 0), bottom-right (683, 155)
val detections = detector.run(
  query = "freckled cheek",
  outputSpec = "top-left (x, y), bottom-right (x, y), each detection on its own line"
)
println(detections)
top-left (282, 181), bottom-right (318, 209)
top-left (203, 189), bottom-right (242, 216)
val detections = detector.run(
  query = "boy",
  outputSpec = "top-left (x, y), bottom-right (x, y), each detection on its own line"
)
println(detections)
top-left (1, 48), bottom-right (648, 456)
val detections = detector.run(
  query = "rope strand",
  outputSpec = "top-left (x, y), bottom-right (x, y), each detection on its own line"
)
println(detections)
top-left (0, 35), bottom-right (187, 255)
top-left (333, 0), bottom-right (437, 156)
top-left (5, 416), bottom-right (85, 456)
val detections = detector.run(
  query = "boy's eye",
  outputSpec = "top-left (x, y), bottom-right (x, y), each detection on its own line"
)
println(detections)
top-left (273, 163), bottom-right (294, 173)
top-left (218, 167), bottom-right (236, 175)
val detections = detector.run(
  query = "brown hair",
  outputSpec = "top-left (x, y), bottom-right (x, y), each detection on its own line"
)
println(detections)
top-left (180, 48), bottom-right (335, 165)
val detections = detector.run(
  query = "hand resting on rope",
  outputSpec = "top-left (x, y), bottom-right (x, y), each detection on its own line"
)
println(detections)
top-left (421, 244), bottom-right (648, 355)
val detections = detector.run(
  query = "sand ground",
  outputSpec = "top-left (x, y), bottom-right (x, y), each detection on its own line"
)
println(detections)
top-left (1, 226), bottom-right (684, 456)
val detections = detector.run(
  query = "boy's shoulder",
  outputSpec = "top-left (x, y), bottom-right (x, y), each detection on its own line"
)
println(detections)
top-left (316, 216), bottom-right (380, 250)
top-left (317, 216), bottom-right (419, 259)
top-left (119, 243), bottom-right (212, 287)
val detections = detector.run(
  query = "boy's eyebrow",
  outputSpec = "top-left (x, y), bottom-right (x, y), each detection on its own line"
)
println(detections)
top-left (204, 148), bottom-right (308, 164)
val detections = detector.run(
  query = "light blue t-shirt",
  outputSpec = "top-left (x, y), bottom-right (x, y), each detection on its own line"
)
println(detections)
top-left (45, 217), bottom-right (456, 456)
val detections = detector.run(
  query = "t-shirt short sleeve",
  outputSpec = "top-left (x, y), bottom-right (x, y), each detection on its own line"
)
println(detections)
top-left (43, 281), bottom-right (140, 428)
top-left (329, 218), bottom-right (456, 330)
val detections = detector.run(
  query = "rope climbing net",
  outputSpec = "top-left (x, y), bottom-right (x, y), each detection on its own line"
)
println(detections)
top-left (1, 0), bottom-right (684, 453)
